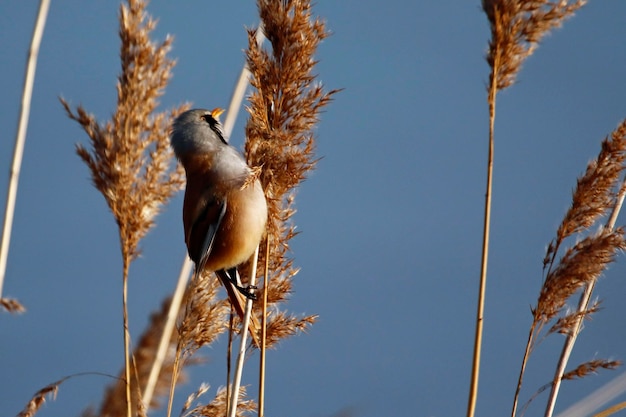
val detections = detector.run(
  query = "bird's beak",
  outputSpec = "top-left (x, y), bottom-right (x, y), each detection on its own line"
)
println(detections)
top-left (211, 108), bottom-right (225, 120)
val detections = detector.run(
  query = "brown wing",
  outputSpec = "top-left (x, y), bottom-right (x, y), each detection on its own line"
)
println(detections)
top-left (183, 177), bottom-right (224, 264)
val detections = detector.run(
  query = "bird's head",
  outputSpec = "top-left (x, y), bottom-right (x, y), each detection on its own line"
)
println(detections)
top-left (170, 108), bottom-right (227, 159)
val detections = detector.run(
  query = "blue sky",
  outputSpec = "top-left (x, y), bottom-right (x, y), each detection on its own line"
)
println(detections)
top-left (2, 2), bottom-right (626, 417)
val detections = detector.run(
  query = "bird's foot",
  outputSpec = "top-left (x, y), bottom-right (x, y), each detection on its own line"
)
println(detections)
top-left (235, 284), bottom-right (258, 301)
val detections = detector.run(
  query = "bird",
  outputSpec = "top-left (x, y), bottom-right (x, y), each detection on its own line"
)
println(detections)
top-left (170, 108), bottom-right (267, 346)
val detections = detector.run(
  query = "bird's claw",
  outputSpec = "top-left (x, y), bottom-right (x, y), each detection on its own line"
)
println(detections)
top-left (236, 284), bottom-right (258, 301)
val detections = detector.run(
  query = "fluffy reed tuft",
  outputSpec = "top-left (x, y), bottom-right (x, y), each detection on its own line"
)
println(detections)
top-left (167, 267), bottom-right (232, 417)
top-left (60, 0), bottom-right (186, 416)
top-left (17, 379), bottom-right (63, 417)
top-left (546, 120), bottom-right (626, 264)
top-left (561, 360), bottom-right (622, 381)
top-left (483, 0), bottom-right (586, 92)
top-left (519, 359), bottom-right (623, 417)
top-left (180, 383), bottom-right (210, 417)
top-left (1, 297), bottom-right (25, 313)
top-left (547, 300), bottom-right (601, 336)
top-left (184, 386), bottom-right (255, 417)
top-left (177, 270), bottom-right (230, 358)
top-left (536, 119), bottom-right (626, 335)
top-left (536, 228), bottom-right (626, 323)
top-left (61, 0), bottom-right (186, 262)
top-left (242, 0), bottom-right (339, 348)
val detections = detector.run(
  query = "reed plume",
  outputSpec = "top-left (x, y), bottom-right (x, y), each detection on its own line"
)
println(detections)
top-left (183, 386), bottom-right (255, 417)
top-left (241, 3), bottom-right (338, 412)
top-left (483, 0), bottom-right (586, 93)
top-left (60, 0), bottom-right (186, 415)
top-left (561, 360), bottom-right (622, 381)
top-left (518, 360), bottom-right (623, 417)
top-left (1, 297), bottom-right (25, 313)
top-left (512, 119), bottom-right (626, 417)
top-left (17, 378), bottom-right (63, 417)
top-left (243, 0), bottom-right (338, 344)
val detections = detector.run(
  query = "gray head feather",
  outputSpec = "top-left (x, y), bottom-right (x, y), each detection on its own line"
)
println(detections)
top-left (170, 108), bottom-right (250, 178)
top-left (170, 109), bottom-right (227, 158)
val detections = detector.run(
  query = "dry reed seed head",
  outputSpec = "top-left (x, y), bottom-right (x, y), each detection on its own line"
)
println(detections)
top-left (556, 120), bottom-right (626, 242)
top-left (245, 0), bottom-right (337, 196)
top-left (17, 379), bottom-right (64, 417)
top-left (0, 297), bottom-right (26, 313)
top-left (240, 0), bottom-right (336, 345)
top-left (63, 0), bottom-right (186, 261)
top-left (483, 0), bottom-right (586, 91)
top-left (543, 240), bottom-right (557, 270)
top-left (536, 227), bottom-right (626, 323)
top-left (562, 359), bottom-right (622, 381)
top-left (180, 383), bottom-right (210, 417)
top-left (177, 269), bottom-right (231, 358)
top-left (263, 311), bottom-right (317, 349)
top-left (547, 299), bottom-right (602, 336)
top-left (184, 386), bottom-right (256, 417)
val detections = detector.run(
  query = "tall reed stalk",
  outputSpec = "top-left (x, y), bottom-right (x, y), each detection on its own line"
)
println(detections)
top-left (60, 0), bottom-right (186, 415)
top-left (471, 2), bottom-right (586, 417)
top-left (477, 2), bottom-right (626, 416)
top-left (0, 0), bottom-right (50, 314)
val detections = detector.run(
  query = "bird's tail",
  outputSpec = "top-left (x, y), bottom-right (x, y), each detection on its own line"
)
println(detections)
top-left (215, 269), bottom-right (262, 347)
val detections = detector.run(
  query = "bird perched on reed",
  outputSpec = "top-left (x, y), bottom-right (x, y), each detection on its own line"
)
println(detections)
top-left (170, 108), bottom-right (267, 345)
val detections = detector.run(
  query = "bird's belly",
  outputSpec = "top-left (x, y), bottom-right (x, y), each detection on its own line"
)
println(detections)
top-left (203, 182), bottom-right (267, 271)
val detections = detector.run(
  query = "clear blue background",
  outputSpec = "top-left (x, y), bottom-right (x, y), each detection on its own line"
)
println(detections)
top-left (1, 2), bottom-right (626, 417)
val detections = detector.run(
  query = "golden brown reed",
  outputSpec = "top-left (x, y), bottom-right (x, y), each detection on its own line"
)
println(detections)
top-left (518, 359), bottom-right (623, 417)
top-left (483, 0), bottom-right (586, 92)
top-left (547, 300), bottom-right (601, 336)
top-left (536, 228), bottom-right (626, 323)
top-left (17, 379), bottom-right (62, 417)
top-left (61, 0), bottom-right (186, 263)
top-left (512, 119), bottom-right (626, 416)
top-left (60, 0), bottom-right (186, 416)
top-left (177, 270), bottom-right (230, 359)
top-left (262, 310), bottom-right (317, 347)
top-left (179, 383), bottom-right (210, 417)
top-left (166, 268), bottom-right (233, 417)
top-left (184, 387), bottom-right (255, 417)
top-left (476, 3), bottom-right (587, 417)
top-left (241, 0), bottom-right (338, 348)
top-left (535, 119), bottom-right (626, 329)
top-left (561, 360), bottom-right (622, 381)
top-left (544, 120), bottom-right (626, 269)
top-left (0, 297), bottom-right (25, 313)
top-left (477, 3), bottom-right (626, 416)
